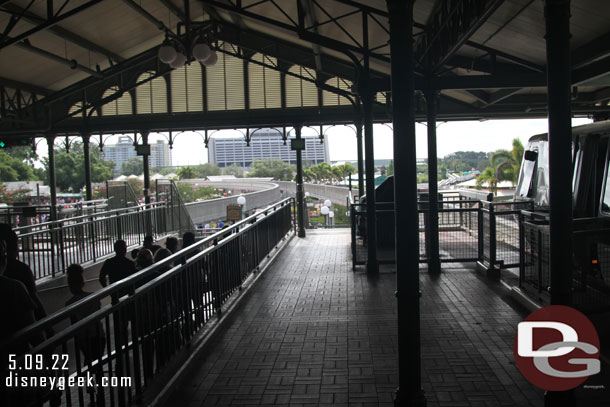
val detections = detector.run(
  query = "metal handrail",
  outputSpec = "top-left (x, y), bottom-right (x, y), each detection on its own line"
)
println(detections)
top-left (13, 202), bottom-right (166, 234)
top-left (16, 204), bottom-right (165, 239)
top-left (2, 197), bottom-right (295, 348)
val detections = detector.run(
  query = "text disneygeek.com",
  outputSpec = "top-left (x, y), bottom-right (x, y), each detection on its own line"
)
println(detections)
top-left (5, 372), bottom-right (131, 391)
top-left (5, 354), bottom-right (131, 391)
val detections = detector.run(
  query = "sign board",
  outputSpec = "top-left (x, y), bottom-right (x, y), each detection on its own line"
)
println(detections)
top-left (226, 204), bottom-right (242, 221)
top-left (135, 144), bottom-right (151, 156)
top-left (290, 139), bottom-right (305, 151)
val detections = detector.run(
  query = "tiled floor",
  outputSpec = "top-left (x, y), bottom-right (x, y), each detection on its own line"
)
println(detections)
top-left (165, 229), bottom-right (543, 406)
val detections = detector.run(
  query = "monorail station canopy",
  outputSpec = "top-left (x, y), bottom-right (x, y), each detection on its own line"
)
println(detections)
top-left (1, 0), bottom-right (610, 406)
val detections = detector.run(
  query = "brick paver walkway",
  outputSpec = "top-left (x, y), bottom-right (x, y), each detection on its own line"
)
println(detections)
top-left (165, 229), bottom-right (543, 406)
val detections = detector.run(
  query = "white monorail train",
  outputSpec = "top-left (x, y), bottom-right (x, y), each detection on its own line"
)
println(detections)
top-left (515, 120), bottom-right (610, 219)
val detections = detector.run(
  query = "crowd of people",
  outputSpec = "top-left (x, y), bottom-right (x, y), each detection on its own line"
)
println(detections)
top-left (1, 227), bottom-right (199, 406)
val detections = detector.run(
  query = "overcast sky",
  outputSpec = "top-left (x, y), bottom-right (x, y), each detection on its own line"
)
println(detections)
top-left (35, 117), bottom-right (593, 167)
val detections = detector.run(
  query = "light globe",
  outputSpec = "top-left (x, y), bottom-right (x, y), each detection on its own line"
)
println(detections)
top-left (169, 52), bottom-right (186, 68)
top-left (321, 206), bottom-right (330, 215)
top-left (192, 43), bottom-right (211, 62)
top-left (237, 195), bottom-right (246, 205)
top-left (324, 199), bottom-right (332, 207)
top-left (203, 50), bottom-right (218, 66)
top-left (329, 211), bottom-right (335, 218)
top-left (158, 44), bottom-right (177, 64)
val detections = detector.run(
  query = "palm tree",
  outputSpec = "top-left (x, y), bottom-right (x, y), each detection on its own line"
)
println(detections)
top-left (310, 163), bottom-right (333, 184)
top-left (477, 138), bottom-right (524, 193)
top-left (489, 138), bottom-right (524, 184)
top-left (303, 169), bottom-right (314, 182)
top-left (476, 166), bottom-right (500, 194)
top-left (177, 166), bottom-right (195, 180)
top-left (332, 167), bottom-right (342, 184)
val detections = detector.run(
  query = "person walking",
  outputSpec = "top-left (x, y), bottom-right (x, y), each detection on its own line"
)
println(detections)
top-left (99, 240), bottom-right (137, 303)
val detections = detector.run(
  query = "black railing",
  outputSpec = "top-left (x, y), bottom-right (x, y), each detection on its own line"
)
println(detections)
top-left (349, 196), bottom-right (531, 273)
top-left (1, 198), bottom-right (295, 407)
top-left (350, 198), bottom-right (482, 269)
top-left (16, 203), bottom-right (173, 281)
top-left (520, 211), bottom-right (610, 312)
top-left (478, 200), bottom-right (534, 274)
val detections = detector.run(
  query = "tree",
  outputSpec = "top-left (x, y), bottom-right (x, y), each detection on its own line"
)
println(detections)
top-left (0, 150), bottom-right (38, 182)
top-left (247, 159), bottom-right (295, 180)
top-left (222, 163), bottom-right (244, 177)
top-left (332, 166), bottom-right (342, 183)
top-left (490, 138), bottom-right (524, 184)
top-left (153, 167), bottom-right (179, 176)
top-left (476, 166), bottom-right (500, 194)
top-left (176, 183), bottom-right (219, 203)
top-left (43, 142), bottom-right (114, 192)
top-left (177, 166), bottom-right (196, 180)
top-left (309, 163), bottom-right (333, 183)
top-left (4, 145), bottom-right (39, 166)
top-left (338, 163), bottom-right (357, 181)
top-left (120, 157), bottom-right (144, 176)
top-left (191, 163), bottom-right (221, 178)
top-left (303, 169), bottom-right (314, 182)
top-left (440, 151), bottom-right (489, 172)
top-left (387, 160), bottom-right (394, 176)
top-left (476, 139), bottom-right (524, 193)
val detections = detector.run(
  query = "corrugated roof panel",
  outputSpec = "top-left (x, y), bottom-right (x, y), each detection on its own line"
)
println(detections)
top-left (249, 54), bottom-right (265, 109)
top-left (206, 50), bottom-right (228, 111)
top-left (136, 72), bottom-right (154, 114)
top-left (171, 66), bottom-right (188, 113)
top-left (248, 53), bottom-right (281, 109)
top-left (117, 92), bottom-right (133, 115)
top-left (69, 102), bottom-right (83, 118)
top-left (171, 63), bottom-right (204, 112)
top-left (376, 92), bottom-right (387, 105)
top-left (136, 72), bottom-right (167, 114)
top-left (151, 76), bottom-right (167, 114)
top-left (225, 51), bottom-right (245, 110)
top-left (322, 77), bottom-right (352, 106)
top-left (101, 87), bottom-right (133, 116)
top-left (187, 63), bottom-right (203, 112)
top-left (286, 65), bottom-right (318, 108)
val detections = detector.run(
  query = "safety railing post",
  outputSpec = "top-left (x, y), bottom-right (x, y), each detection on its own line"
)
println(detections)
top-left (213, 247), bottom-right (222, 313)
top-left (116, 214), bottom-right (123, 240)
top-left (351, 204), bottom-right (357, 271)
top-left (58, 225), bottom-right (66, 274)
top-left (477, 204), bottom-right (484, 263)
top-left (421, 198), bottom-right (430, 261)
top-left (90, 216), bottom-right (96, 262)
top-left (488, 203), bottom-right (499, 278)
top-left (50, 225), bottom-right (57, 278)
top-left (519, 212), bottom-right (525, 287)
top-left (112, 309), bottom-right (127, 407)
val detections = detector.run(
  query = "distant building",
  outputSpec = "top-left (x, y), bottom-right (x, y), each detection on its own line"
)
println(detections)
top-left (150, 140), bottom-right (172, 169)
top-left (207, 129), bottom-right (329, 168)
top-left (103, 136), bottom-right (171, 174)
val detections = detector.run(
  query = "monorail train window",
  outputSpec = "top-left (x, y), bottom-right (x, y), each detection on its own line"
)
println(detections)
top-left (572, 146), bottom-right (583, 193)
top-left (517, 150), bottom-right (537, 198)
top-left (603, 153), bottom-right (610, 214)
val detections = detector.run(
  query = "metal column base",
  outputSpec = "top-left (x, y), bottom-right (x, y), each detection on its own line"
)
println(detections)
top-left (394, 387), bottom-right (426, 407)
top-left (476, 260), bottom-right (501, 280)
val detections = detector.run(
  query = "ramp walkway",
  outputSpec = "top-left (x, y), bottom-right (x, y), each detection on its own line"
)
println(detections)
top-left (161, 229), bottom-right (546, 407)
